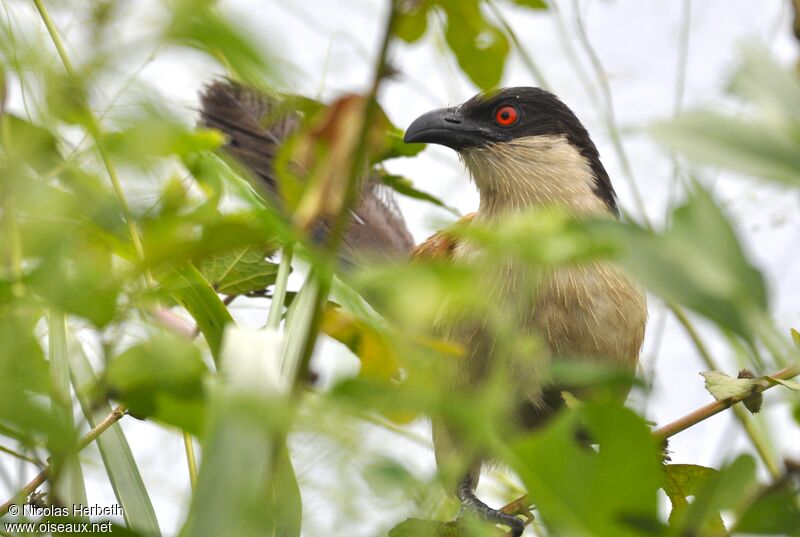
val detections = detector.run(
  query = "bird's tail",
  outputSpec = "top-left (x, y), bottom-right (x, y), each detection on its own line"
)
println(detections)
top-left (199, 80), bottom-right (414, 261)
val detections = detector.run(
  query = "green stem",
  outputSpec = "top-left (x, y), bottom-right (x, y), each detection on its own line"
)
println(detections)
top-left (570, 0), bottom-right (651, 227)
top-left (266, 244), bottom-right (294, 330)
top-left (485, 0), bottom-right (549, 89)
top-left (32, 0), bottom-right (145, 260)
top-left (183, 432), bottom-right (198, 488)
top-left (290, 0), bottom-right (399, 395)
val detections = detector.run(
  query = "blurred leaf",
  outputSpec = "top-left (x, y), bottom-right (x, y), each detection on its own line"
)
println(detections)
top-left (269, 445), bottom-right (302, 537)
top-left (728, 46), bottom-right (800, 123)
top-left (70, 340), bottom-right (162, 536)
top-left (1, 114), bottom-right (61, 172)
top-left (165, 0), bottom-right (272, 84)
top-left (380, 173), bottom-right (459, 214)
top-left (652, 111), bottom-right (800, 186)
top-left (182, 323), bottom-right (300, 537)
top-left (663, 464), bottom-right (725, 532)
top-left (160, 263), bottom-right (234, 362)
top-left (104, 104), bottom-right (224, 165)
top-left (388, 518), bottom-right (461, 537)
top-left (511, 402), bottom-right (663, 537)
top-left (766, 376), bottom-right (800, 390)
top-left (322, 305), bottom-right (399, 380)
top-left (442, 0), bottom-right (509, 90)
top-left (792, 328), bottom-right (800, 348)
top-left (106, 334), bottom-right (208, 435)
top-left (377, 128), bottom-right (425, 162)
top-left (28, 239), bottom-right (121, 328)
top-left (674, 455), bottom-right (757, 536)
top-left (199, 246), bottom-right (279, 295)
top-left (508, 0), bottom-right (548, 8)
top-left (395, 0), bottom-right (430, 43)
top-left (393, 0), bottom-right (509, 89)
top-left (591, 186), bottom-right (767, 339)
top-left (733, 479), bottom-right (800, 535)
top-left (47, 312), bottom-right (88, 513)
top-left (464, 208), bottom-right (619, 265)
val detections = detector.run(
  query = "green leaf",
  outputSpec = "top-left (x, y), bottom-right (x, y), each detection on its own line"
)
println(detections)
top-left (511, 402), bottom-right (663, 537)
top-left (701, 371), bottom-right (760, 401)
top-left (105, 334), bottom-right (208, 435)
top-left (0, 114), bottom-right (61, 172)
top-left (663, 464), bottom-right (726, 532)
top-left (767, 376), bottom-right (800, 390)
top-left (379, 128), bottom-right (426, 160)
top-left (165, 0), bottom-right (273, 85)
top-left (652, 111), bottom-right (800, 186)
top-left (379, 173), bottom-right (459, 214)
top-left (269, 445), bottom-right (302, 537)
top-left (69, 341), bottom-right (162, 536)
top-left (395, 0), bottom-right (431, 43)
top-left (791, 328), bottom-right (800, 348)
top-left (733, 479), bottom-right (800, 535)
top-left (673, 455), bottom-right (757, 535)
top-left (728, 46), bottom-right (800, 123)
top-left (181, 325), bottom-right (300, 537)
top-left (47, 312), bottom-right (88, 515)
top-left (388, 518), bottom-right (461, 537)
top-left (591, 185), bottom-right (767, 339)
top-left (508, 0), bottom-right (548, 8)
top-left (442, 0), bottom-right (509, 90)
top-left (161, 263), bottom-right (234, 362)
top-left (199, 246), bottom-right (279, 295)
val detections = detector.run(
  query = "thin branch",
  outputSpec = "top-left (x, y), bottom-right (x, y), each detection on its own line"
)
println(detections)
top-left (653, 364), bottom-right (799, 440)
top-left (570, 0), bottom-right (651, 227)
top-left (670, 305), bottom-right (782, 478)
top-left (500, 363), bottom-right (798, 514)
top-left (485, 0), bottom-right (550, 89)
top-left (32, 0), bottom-right (145, 260)
top-left (290, 0), bottom-right (400, 396)
top-left (0, 406), bottom-right (127, 516)
top-left (0, 446), bottom-right (44, 470)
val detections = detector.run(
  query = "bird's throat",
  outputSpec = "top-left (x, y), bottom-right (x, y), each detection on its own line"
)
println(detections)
top-left (461, 135), bottom-right (610, 218)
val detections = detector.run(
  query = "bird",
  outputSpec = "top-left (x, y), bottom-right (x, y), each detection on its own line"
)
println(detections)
top-left (404, 87), bottom-right (647, 536)
top-left (199, 82), bottom-right (647, 537)
top-left (198, 80), bottom-right (415, 264)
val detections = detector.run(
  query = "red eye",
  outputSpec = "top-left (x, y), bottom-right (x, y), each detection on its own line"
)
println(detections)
top-left (495, 105), bottom-right (518, 126)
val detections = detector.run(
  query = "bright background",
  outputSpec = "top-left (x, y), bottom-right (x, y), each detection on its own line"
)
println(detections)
top-left (3, 1), bottom-right (799, 535)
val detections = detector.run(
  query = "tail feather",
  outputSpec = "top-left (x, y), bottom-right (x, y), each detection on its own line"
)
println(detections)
top-left (198, 80), bottom-right (414, 261)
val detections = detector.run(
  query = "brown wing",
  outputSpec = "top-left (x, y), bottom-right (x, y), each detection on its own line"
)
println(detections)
top-left (410, 213), bottom-right (476, 261)
top-left (199, 80), bottom-right (414, 260)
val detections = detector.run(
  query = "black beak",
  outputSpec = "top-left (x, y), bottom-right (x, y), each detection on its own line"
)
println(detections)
top-left (403, 107), bottom-right (486, 150)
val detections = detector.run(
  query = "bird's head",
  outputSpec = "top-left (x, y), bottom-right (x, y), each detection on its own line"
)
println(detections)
top-left (404, 87), bottom-right (617, 216)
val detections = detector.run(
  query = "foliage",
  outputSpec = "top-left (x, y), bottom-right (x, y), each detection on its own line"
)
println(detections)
top-left (0, 2), bottom-right (797, 537)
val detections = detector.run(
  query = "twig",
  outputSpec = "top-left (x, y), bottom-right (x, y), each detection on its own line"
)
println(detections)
top-left (653, 364), bottom-right (799, 440)
top-left (32, 0), bottom-right (145, 260)
top-left (0, 446), bottom-right (44, 469)
top-left (670, 305), bottom-right (782, 478)
top-left (500, 363), bottom-right (798, 514)
top-left (485, 0), bottom-right (550, 89)
top-left (290, 0), bottom-right (400, 395)
top-left (570, 0), bottom-right (651, 228)
top-left (0, 406), bottom-right (127, 516)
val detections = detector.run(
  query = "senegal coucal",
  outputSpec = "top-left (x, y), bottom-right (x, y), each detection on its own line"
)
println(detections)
top-left (200, 83), bottom-right (647, 537)
top-left (404, 88), bottom-right (647, 536)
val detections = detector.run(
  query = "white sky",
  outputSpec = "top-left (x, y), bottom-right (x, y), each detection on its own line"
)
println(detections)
top-left (3, 1), bottom-right (800, 536)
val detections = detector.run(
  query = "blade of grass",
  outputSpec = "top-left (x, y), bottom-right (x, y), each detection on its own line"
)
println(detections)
top-left (69, 341), bottom-right (162, 536)
top-left (48, 311), bottom-right (87, 513)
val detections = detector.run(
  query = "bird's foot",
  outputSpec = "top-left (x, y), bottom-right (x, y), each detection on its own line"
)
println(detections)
top-left (456, 477), bottom-right (525, 537)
